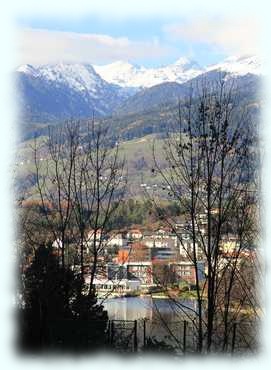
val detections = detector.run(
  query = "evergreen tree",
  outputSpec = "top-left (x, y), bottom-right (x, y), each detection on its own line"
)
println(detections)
top-left (19, 245), bottom-right (108, 352)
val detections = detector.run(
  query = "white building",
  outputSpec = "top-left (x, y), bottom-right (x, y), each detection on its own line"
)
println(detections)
top-left (142, 230), bottom-right (178, 249)
top-left (179, 240), bottom-right (200, 258)
top-left (87, 277), bottom-right (140, 297)
top-left (125, 261), bottom-right (153, 285)
top-left (127, 229), bottom-right (143, 240)
top-left (107, 233), bottom-right (127, 248)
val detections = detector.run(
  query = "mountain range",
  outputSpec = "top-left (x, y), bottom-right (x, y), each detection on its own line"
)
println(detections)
top-left (16, 55), bottom-right (261, 124)
top-left (94, 55), bottom-right (260, 89)
top-left (15, 55), bottom-right (261, 199)
top-left (94, 57), bottom-right (202, 88)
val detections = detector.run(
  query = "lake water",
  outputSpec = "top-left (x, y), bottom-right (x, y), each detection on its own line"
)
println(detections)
top-left (102, 296), bottom-right (198, 321)
top-left (99, 297), bottom-right (256, 353)
top-left (100, 296), bottom-right (198, 350)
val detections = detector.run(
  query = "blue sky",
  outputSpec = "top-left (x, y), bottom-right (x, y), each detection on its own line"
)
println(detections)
top-left (17, 14), bottom-right (258, 68)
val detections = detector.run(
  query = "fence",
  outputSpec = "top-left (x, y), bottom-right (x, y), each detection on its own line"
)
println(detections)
top-left (31, 317), bottom-right (258, 354)
top-left (106, 318), bottom-right (258, 354)
top-left (108, 320), bottom-right (138, 352)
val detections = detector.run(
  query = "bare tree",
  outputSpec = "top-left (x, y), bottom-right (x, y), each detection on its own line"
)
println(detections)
top-left (149, 78), bottom-right (260, 353)
top-left (69, 119), bottom-right (126, 295)
top-left (23, 118), bottom-right (126, 296)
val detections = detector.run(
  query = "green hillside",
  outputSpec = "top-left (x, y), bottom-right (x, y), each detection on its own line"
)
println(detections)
top-left (15, 133), bottom-right (174, 200)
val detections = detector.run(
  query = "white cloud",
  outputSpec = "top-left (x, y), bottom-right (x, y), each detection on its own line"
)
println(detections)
top-left (164, 16), bottom-right (261, 56)
top-left (18, 28), bottom-right (172, 65)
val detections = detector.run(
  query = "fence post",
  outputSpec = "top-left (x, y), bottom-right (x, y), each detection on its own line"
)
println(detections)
top-left (143, 319), bottom-right (146, 348)
top-left (110, 320), bottom-right (115, 347)
top-left (183, 320), bottom-right (187, 354)
top-left (231, 322), bottom-right (237, 355)
top-left (107, 320), bottom-right (111, 344)
top-left (134, 320), bottom-right (138, 352)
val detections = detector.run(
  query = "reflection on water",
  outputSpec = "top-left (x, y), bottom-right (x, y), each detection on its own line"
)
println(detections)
top-left (101, 297), bottom-right (198, 350)
top-left (102, 296), bottom-right (197, 322)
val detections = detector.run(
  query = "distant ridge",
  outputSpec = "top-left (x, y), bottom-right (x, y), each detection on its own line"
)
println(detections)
top-left (16, 55), bottom-right (261, 122)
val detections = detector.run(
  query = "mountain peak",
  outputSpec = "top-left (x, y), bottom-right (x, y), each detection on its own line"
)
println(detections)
top-left (17, 64), bottom-right (39, 76)
top-left (16, 61), bottom-right (131, 121)
top-left (93, 57), bottom-right (203, 88)
top-left (106, 60), bottom-right (137, 68)
top-left (94, 61), bottom-right (142, 88)
top-left (173, 57), bottom-right (200, 69)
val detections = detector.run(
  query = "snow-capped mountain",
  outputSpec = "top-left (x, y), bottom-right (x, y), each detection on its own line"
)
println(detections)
top-left (16, 63), bottom-right (130, 121)
top-left (206, 55), bottom-right (261, 77)
top-left (93, 61), bottom-right (142, 89)
top-left (94, 57), bottom-right (203, 89)
top-left (16, 55), bottom-right (261, 123)
top-left (114, 55), bottom-right (261, 116)
top-left (94, 55), bottom-right (261, 89)
top-left (18, 63), bottom-right (104, 92)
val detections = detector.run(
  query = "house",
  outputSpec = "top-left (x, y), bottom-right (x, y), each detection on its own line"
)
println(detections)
top-left (143, 236), bottom-right (177, 249)
top-left (141, 236), bottom-right (156, 248)
top-left (151, 247), bottom-right (177, 261)
top-left (156, 227), bottom-right (172, 235)
top-left (89, 277), bottom-right (141, 297)
top-left (179, 239), bottom-right (201, 259)
top-left (184, 220), bottom-right (206, 235)
top-left (107, 262), bottom-right (128, 280)
top-left (127, 228), bottom-right (143, 240)
top-left (220, 234), bottom-right (240, 254)
top-left (117, 242), bottom-right (151, 264)
top-left (170, 261), bottom-right (205, 284)
top-left (126, 261), bottom-right (153, 285)
top-left (198, 212), bottom-right (208, 225)
top-left (107, 232), bottom-right (127, 248)
top-left (142, 230), bottom-right (178, 249)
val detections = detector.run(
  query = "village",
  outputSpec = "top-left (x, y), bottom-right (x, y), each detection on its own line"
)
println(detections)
top-left (50, 212), bottom-right (255, 299)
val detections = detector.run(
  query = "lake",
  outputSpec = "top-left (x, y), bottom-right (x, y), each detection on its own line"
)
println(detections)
top-left (102, 296), bottom-right (198, 321)
top-left (100, 296), bottom-right (198, 350)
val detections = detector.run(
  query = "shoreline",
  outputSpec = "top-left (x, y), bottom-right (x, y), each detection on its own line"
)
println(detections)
top-left (97, 291), bottom-right (200, 300)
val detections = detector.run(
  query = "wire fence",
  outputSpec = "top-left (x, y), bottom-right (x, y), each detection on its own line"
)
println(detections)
top-left (107, 318), bottom-right (259, 354)
top-left (24, 316), bottom-right (259, 354)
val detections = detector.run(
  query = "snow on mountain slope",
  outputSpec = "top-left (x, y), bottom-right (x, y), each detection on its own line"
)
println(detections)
top-left (16, 55), bottom-right (261, 122)
top-left (18, 63), bottom-right (114, 94)
top-left (94, 61), bottom-right (142, 89)
top-left (94, 55), bottom-right (261, 89)
top-left (17, 64), bottom-right (40, 77)
top-left (114, 55), bottom-right (261, 116)
top-left (206, 55), bottom-right (261, 76)
top-left (94, 57), bottom-right (203, 89)
top-left (16, 63), bottom-right (130, 120)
